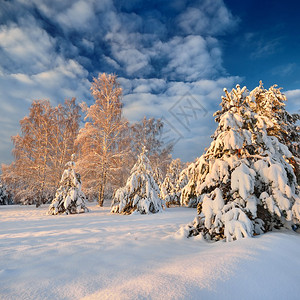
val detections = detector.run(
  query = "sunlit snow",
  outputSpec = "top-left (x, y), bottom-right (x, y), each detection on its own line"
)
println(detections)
top-left (1, 203), bottom-right (299, 300)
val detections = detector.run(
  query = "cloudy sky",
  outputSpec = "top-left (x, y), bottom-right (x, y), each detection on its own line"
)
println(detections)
top-left (0, 0), bottom-right (299, 165)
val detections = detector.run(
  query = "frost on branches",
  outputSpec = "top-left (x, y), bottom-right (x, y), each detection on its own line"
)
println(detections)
top-left (182, 84), bottom-right (300, 242)
top-left (47, 155), bottom-right (89, 215)
top-left (161, 159), bottom-right (184, 206)
top-left (111, 147), bottom-right (164, 214)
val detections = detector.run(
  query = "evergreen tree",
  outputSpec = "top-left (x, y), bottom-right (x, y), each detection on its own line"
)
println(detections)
top-left (180, 163), bottom-right (197, 207)
top-left (47, 155), bottom-right (88, 215)
top-left (111, 147), bottom-right (164, 214)
top-left (161, 158), bottom-right (183, 207)
top-left (0, 181), bottom-right (11, 205)
top-left (249, 82), bottom-right (300, 183)
top-left (130, 117), bottom-right (173, 177)
top-left (182, 85), bottom-right (300, 242)
top-left (177, 167), bottom-right (190, 205)
top-left (153, 166), bottom-right (164, 191)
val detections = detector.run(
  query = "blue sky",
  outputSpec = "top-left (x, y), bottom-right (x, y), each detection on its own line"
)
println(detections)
top-left (223, 0), bottom-right (300, 91)
top-left (0, 0), bottom-right (299, 165)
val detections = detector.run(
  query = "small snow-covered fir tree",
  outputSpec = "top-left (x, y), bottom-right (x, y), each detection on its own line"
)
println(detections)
top-left (153, 166), bottom-right (164, 191)
top-left (161, 158), bottom-right (184, 206)
top-left (181, 84), bottom-right (300, 242)
top-left (180, 162), bottom-right (199, 207)
top-left (177, 167), bottom-right (189, 203)
top-left (0, 181), bottom-right (11, 205)
top-left (111, 146), bottom-right (164, 214)
top-left (47, 155), bottom-right (88, 215)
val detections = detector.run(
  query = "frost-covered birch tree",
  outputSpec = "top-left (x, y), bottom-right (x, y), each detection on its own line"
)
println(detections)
top-left (76, 73), bottom-right (127, 206)
top-left (1, 99), bottom-right (80, 205)
top-left (51, 99), bottom-right (81, 189)
top-left (181, 84), bottom-right (300, 242)
top-left (111, 147), bottom-right (164, 214)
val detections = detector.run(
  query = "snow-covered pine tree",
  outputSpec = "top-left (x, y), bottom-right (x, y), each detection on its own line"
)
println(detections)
top-left (181, 84), bottom-right (300, 242)
top-left (153, 166), bottom-right (164, 191)
top-left (111, 146), bottom-right (164, 214)
top-left (249, 82), bottom-right (300, 183)
top-left (177, 167), bottom-right (189, 204)
top-left (0, 181), bottom-right (11, 205)
top-left (130, 117), bottom-right (173, 177)
top-left (180, 162), bottom-right (199, 207)
top-left (161, 158), bottom-right (183, 207)
top-left (47, 155), bottom-right (88, 215)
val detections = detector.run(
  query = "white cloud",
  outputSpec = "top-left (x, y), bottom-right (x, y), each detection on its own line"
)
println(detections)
top-left (105, 30), bottom-right (155, 76)
top-left (177, 0), bottom-right (238, 35)
top-left (0, 21), bottom-right (55, 74)
top-left (285, 89), bottom-right (300, 114)
top-left (0, 0), bottom-right (240, 164)
top-left (119, 48), bottom-right (151, 75)
top-left (0, 60), bottom-right (91, 164)
top-left (56, 0), bottom-right (96, 31)
top-left (243, 32), bottom-right (282, 60)
top-left (271, 63), bottom-right (296, 77)
top-left (250, 39), bottom-right (281, 59)
top-left (120, 75), bottom-right (241, 161)
top-left (82, 38), bottom-right (94, 51)
top-left (160, 35), bottom-right (224, 81)
top-left (0, 16), bottom-right (91, 164)
top-left (119, 78), bottom-right (166, 95)
top-left (103, 55), bottom-right (121, 69)
top-left (10, 73), bottom-right (34, 85)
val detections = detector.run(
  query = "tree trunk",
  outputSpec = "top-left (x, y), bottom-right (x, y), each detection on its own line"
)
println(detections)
top-left (98, 164), bottom-right (108, 207)
top-left (98, 184), bottom-right (103, 207)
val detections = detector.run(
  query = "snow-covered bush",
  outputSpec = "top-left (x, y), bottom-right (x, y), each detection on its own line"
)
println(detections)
top-left (47, 156), bottom-right (89, 215)
top-left (0, 181), bottom-right (11, 205)
top-left (161, 159), bottom-right (184, 206)
top-left (182, 84), bottom-right (300, 242)
top-left (111, 147), bottom-right (164, 214)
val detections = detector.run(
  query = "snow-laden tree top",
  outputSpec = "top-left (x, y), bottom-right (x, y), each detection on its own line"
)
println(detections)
top-left (181, 84), bottom-right (300, 242)
top-left (249, 81), bottom-right (300, 183)
top-left (111, 146), bottom-right (164, 214)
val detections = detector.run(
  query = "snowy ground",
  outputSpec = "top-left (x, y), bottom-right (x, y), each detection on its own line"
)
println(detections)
top-left (0, 203), bottom-right (300, 300)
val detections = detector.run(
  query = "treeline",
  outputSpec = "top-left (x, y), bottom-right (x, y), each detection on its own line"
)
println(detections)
top-left (1, 73), bottom-right (172, 206)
